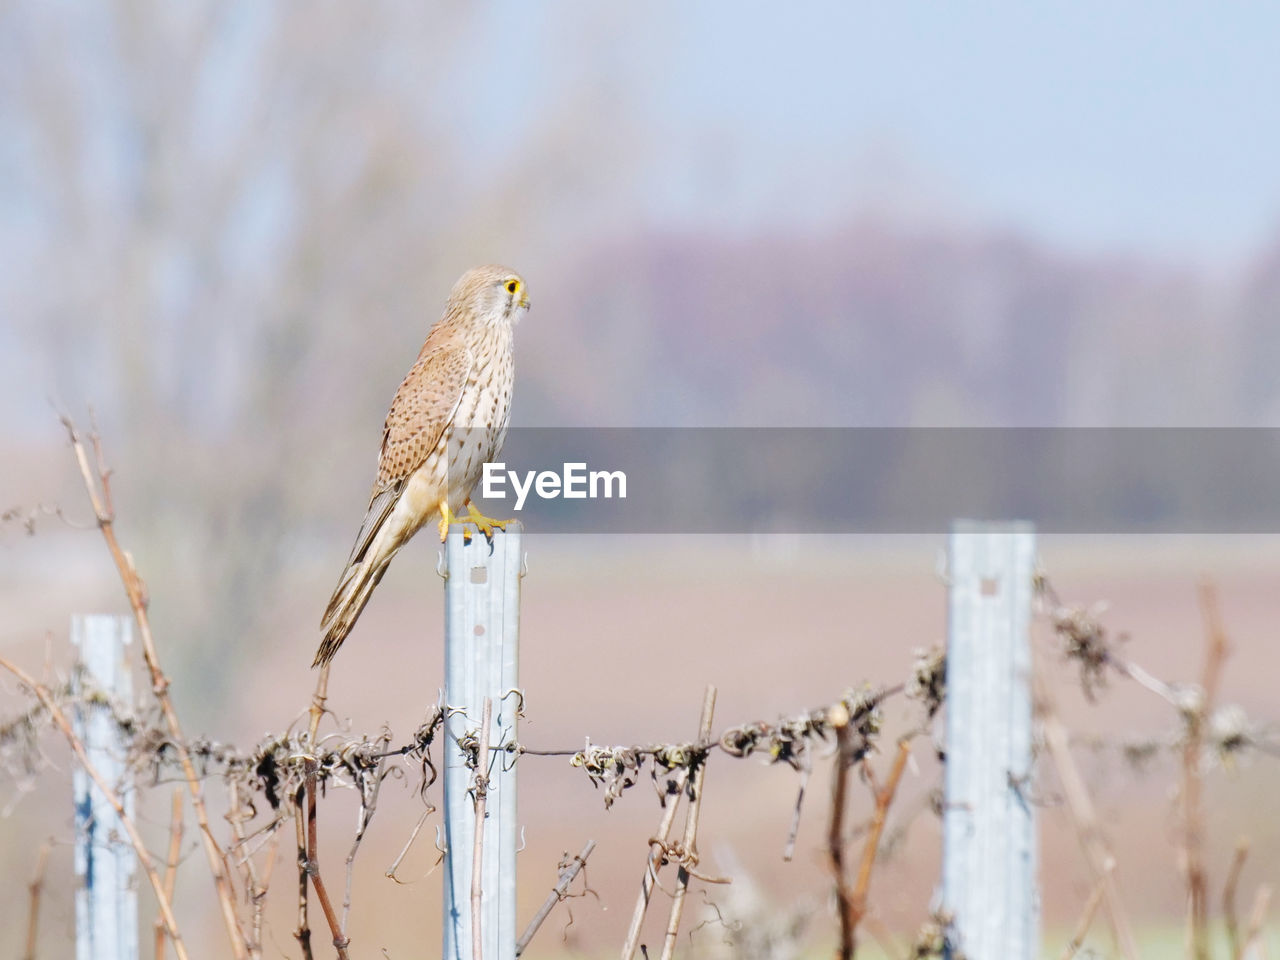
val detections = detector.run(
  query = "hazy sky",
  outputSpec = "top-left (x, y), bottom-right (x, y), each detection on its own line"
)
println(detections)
top-left (4, 2), bottom-right (1278, 436)
top-left (6, 3), bottom-right (1279, 266)
top-left (459, 2), bottom-right (1280, 264)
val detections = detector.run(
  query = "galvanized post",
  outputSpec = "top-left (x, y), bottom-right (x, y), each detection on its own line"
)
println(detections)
top-left (942, 521), bottom-right (1038, 960)
top-left (442, 523), bottom-right (522, 960)
top-left (72, 614), bottom-right (139, 960)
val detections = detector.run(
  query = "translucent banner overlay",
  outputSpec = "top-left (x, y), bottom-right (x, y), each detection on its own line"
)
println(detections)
top-left (457, 428), bottom-right (1280, 534)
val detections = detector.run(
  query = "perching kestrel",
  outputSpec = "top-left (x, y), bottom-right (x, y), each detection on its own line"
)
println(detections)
top-left (314, 264), bottom-right (528, 667)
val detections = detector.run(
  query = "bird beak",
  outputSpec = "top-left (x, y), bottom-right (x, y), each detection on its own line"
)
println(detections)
top-left (519, 295), bottom-right (531, 310)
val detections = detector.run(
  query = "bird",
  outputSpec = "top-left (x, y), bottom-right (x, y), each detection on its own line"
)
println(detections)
top-left (314, 264), bottom-right (528, 667)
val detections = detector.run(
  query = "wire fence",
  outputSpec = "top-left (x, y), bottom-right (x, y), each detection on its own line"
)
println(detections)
top-left (3, 421), bottom-right (1279, 960)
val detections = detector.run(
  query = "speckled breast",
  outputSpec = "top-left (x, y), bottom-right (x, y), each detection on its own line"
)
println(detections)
top-left (442, 328), bottom-right (514, 508)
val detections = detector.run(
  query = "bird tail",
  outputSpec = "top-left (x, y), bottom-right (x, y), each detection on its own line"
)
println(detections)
top-left (314, 543), bottom-right (400, 667)
top-left (314, 482), bottom-right (411, 667)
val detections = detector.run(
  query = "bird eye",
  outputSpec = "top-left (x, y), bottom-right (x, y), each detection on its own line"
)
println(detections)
top-left (505, 279), bottom-right (519, 294)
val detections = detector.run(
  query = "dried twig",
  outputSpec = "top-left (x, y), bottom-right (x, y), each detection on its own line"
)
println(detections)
top-left (60, 417), bottom-right (247, 959)
top-left (156, 788), bottom-right (185, 960)
top-left (1059, 865), bottom-right (1111, 960)
top-left (1035, 671), bottom-right (1140, 960)
top-left (472, 697), bottom-right (494, 960)
top-left (2, 502), bottom-right (82, 535)
top-left (1038, 576), bottom-right (1179, 708)
top-left (1224, 837), bottom-right (1250, 960)
top-left (1241, 884), bottom-right (1273, 960)
top-left (829, 702), bottom-right (857, 960)
top-left (385, 807), bottom-right (435, 884)
top-left (0, 655), bottom-right (190, 960)
top-left (848, 739), bottom-right (911, 942)
top-left (783, 763), bottom-right (811, 862)
top-left (343, 731), bottom-right (390, 933)
top-left (258, 828), bottom-right (281, 932)
top-left (620, 768), bottom-right (690, 960)
top-left (23, 837), bottom-right (52, 960)
top-left (1184, 580), bottom-right (1230, 960)
top-left (292, 788), bottom-right (314, 960)
top-left (227, 781), bottom-right (267, 959)
top-left (1110, 654), bottom-right (1182, 706)
top-left (659, 685), bottom-right (718, 960)
top-left (1198, 580), bottom-right (1231, 721)
top-left (305, 759), bottom-right (351, 959)
top-left (577, 683), bottom-right (899, 809)
top-left (308, 664), bottom-right (331, 745)
top-left (516, 839), bottom-right (596, 956)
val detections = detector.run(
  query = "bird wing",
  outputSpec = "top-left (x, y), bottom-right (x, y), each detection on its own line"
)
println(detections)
top-left (340, 343), bottom-right (474, 569)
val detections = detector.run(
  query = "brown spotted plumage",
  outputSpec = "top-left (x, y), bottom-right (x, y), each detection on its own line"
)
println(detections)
top-left (314, 265), bottom-right (528, 667)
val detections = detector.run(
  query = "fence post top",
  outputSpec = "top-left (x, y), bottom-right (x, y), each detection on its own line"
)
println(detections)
top-left (950, 519), bottom-right (1036, 535)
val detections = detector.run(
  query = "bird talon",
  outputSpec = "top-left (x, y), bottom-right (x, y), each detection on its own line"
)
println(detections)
top-left (465, 503), bottom-right (511, 541)
top-left (437, 501), bottom-right (457, 542)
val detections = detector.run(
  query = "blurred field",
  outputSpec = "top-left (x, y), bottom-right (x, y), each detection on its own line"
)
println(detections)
top-left (5, 515), bottom-right (1280, 957)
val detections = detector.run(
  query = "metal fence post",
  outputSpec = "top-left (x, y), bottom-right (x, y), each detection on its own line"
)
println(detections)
top-left (72, 614), bottom-right (139, 960)
top-left (942, 521), bottom-right (1038, 960)
top-left (442, 523), bottom-right (523, 960)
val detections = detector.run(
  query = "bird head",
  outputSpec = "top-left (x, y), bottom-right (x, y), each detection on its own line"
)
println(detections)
top-left (449, 264), bottom-right (530, 329)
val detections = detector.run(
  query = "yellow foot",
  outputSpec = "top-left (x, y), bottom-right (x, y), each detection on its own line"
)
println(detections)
top-left (464, 500), bottom-right (514, 541)
top-left (437, 501), bottom-right (457, 541)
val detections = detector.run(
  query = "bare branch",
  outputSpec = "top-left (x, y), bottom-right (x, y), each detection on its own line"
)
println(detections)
top-left (308, 664), bottom-right (331, 746)
top-left (343, 730), bottom-right (391, 932)
top-left (829, 702), bottom-right (856, 960)
top-left (472, 697), bottom-right (494, 960)
top-left (1035, 671), bottom-right (1140, 960)
top-left (574, 682), bottom-right (902, 809)
top-left (517, 840), bottom-right (596, 956)
top-left (848, 739), bottom-right (912, 940)
top-left (1225, 836), bottom-right (1249, 960)
top-left (1241, 884), bottom-right (1273, 960)
top-left (659, 684), bottom-right (718, 960)
top-left (1183, 579), bottom-right (1231, 960)
top-left (0, 654), bottom-right (190, 960)
top-left (385, 807), bottom-right (436, 884)
top-left (292, 789), bottom-right (314, 960)
top-left (1059, 865), bottom-right (1111, 960)
top-left (227, 781), bottom-right (265, 959)
top-left (60, 417), bottom-right (247, 959)
top-left (620, 768), bottom-right (690, 960)
top-left (155, 788), bottom-right (184, 960)
top-left (783, 762), bottom-right (811, 862)
top-left (304, 759), bottom-right (351, 959)
top-left (23, 837), bottom-right (52, 960)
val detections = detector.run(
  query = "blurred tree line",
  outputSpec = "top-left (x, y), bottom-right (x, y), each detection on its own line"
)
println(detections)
top-left (3, 2), bottom-right (1279, 692)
